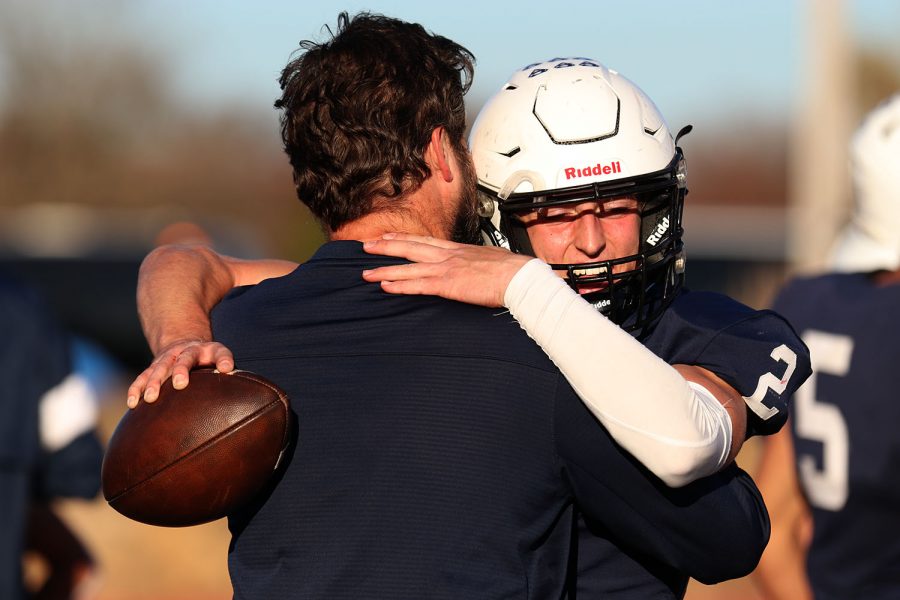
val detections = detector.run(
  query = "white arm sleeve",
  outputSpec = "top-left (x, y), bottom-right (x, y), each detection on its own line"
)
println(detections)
top-left (504, 259), bottom-right (732, 487)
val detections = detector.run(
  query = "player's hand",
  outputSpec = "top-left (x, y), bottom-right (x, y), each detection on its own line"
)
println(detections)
top-left (126, 339), bottom-right (234, 408)
top-left (362, 233), bottom-right (531, 308)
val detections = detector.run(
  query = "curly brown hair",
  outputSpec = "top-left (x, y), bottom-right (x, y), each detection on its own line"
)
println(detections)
top-left (275, 12), bottom-right (475, 231)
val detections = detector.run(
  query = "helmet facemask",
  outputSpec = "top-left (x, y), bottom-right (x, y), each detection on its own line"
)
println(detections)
top-left (480, 150), bottom-right (687, 335)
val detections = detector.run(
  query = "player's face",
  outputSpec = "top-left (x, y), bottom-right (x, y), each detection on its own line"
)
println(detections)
top-left (517, 197), bottom-right (641, 293)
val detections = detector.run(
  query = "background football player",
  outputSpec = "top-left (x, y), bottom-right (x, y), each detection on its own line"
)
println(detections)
top-left (1, 274), bottom-right (103, 600)
top-left (755, 93), bottom-right (900, 600)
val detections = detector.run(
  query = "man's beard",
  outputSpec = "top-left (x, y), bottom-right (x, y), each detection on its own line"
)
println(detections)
top-left (449, 146), bottom-right (482, 245)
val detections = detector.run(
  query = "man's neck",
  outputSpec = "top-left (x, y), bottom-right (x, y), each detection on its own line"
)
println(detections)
top-left (329, 191), bottom-right (453, 242)
top-left (328, 149), bottom-right (461, 242)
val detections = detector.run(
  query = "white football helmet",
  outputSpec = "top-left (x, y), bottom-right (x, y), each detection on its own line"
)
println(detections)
top-left (470, 58), bottom-right (688, 332)
top-left (830, 93), bottom-right (900, 273)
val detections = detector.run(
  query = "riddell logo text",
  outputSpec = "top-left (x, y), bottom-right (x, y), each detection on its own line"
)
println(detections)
top-left (645, 216), bottom-right (670, 246)
top-left (564, 161), bottom-right (621, 180)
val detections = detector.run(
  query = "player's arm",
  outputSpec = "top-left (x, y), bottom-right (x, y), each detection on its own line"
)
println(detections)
top-left (753, 425), bottom-right (814, 600)
top-left (503, 259), bottom-right (744, 486)
top-left (673, 364), bottom-right (746, 463)
top-left (128, 244), bottom-right (298, 407)
top-left (364, 234), bottom-right (740, 487)
top-left (555, 382), bottom-right (770, 584)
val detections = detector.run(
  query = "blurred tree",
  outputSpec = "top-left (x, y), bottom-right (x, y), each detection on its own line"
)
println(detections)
top-left (0, 0), bottom-right (323, 261)
top-left (0, 0), bottom-right (323, 369)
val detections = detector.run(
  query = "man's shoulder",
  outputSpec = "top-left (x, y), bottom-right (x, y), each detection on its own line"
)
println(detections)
top-left (211, 258), bottom-right (560, 374)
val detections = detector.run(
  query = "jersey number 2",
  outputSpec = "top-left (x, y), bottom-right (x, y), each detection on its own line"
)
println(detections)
top-left (795, 329), bottom-right (852, 511)
top-left (743, 344), bottom-right (797, 421)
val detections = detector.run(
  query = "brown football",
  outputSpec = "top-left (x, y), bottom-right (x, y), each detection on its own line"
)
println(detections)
top-left (101, 368), bottom-right (292, 527)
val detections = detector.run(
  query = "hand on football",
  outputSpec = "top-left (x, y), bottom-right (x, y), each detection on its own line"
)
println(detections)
top-left (362, 233), bottom-right (531, 308)
top-left (126, 339), bottom-right (234, 408)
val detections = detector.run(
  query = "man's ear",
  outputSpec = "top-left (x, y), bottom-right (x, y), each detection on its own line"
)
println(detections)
top-left (427, 126), bottom-right (454, 183)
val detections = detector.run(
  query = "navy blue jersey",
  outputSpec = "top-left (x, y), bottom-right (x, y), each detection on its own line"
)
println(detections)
top-left (575, 290), bottom-right (811, 599)
top-left (647, 290), bottom-right (810, 438)
top-left (0, 276), bottom-right (102, 600)
top-left (211, 242), bottom-right (770, 600)
top-left (773, 273), bottom-right (900, 599)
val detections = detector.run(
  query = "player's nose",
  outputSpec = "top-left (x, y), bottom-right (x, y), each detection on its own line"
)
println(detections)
top-left (573, 212), bottom-right (605, 258)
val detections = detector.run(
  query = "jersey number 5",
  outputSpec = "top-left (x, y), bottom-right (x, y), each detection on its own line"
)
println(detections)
top-left (795, 329), bottom-right (852, 511)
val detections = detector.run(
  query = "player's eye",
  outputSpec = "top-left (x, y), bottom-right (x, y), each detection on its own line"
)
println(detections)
top-left (516, 196), bottom-right (637, 224)
top-left (541, 206), bottom-right (579, 218)
top-left (599, 198), bottom-right (639, 217)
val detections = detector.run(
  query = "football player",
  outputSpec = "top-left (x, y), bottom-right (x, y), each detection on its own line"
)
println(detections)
top-left (362, 57), bottom-right (812, 597)
top-left (755, 94), bottom-right (900, 599)
top-left (0, 276), bottom-right (102, 600)
top-left (130, 57), bottom-right (810, 597)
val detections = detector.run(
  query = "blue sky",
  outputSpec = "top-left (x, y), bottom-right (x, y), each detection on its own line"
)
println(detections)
top-left (119, 0), bottom-right (900, 130)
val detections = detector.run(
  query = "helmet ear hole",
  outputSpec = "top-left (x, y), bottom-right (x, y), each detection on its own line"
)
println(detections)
top-left (476, 191), bottom-right (495, 218)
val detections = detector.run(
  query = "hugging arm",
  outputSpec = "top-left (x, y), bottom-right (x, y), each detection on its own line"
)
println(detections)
top-left (128, 244), bottom-right (298, 407)
top-left (365, 235), bottom-right (744, 486)
top-left (555, 384), bottom-right (769, 583)
top-left (504, 258), bottom-right (744, 486)
top-left (131, 240), bottom-right (744, 489)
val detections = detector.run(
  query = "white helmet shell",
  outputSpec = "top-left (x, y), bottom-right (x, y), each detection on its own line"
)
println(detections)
top-left (469, 58), bottom-right (688, 332)
top-left (830, 94), bottom-right (900, 272)
top-left (470, 58), bottom-right (676, 205)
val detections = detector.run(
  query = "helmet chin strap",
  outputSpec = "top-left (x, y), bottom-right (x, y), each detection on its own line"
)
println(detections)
top-left (479, 218), bottom-right (511, 250)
